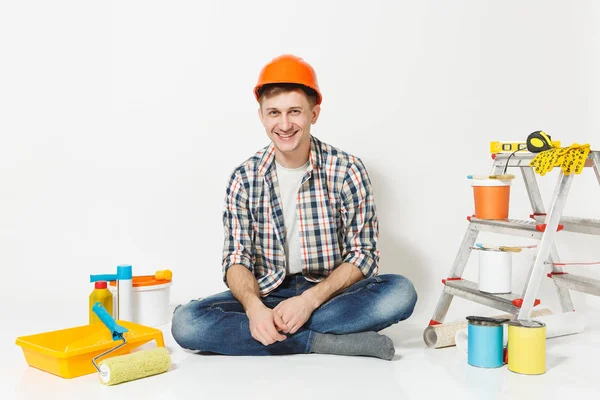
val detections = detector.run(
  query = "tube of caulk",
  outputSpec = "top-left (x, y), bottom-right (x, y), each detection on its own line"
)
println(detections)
top-left (116, 265), bottom-right (133, 322)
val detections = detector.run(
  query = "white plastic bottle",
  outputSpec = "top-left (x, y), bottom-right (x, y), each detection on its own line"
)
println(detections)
top-left (117, 265), bottom-right (134, 321)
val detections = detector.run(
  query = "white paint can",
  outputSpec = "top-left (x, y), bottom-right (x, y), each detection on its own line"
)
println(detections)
top-left (478, 250), bottom-right (512, 294)
top-left (109, 275), bottom-right (172, 327)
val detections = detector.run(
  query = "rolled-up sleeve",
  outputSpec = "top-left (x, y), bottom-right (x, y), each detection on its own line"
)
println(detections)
top-left (340, 158), bottom-right (379, 278)
top-left (222, 170), bottom-right (254, 286)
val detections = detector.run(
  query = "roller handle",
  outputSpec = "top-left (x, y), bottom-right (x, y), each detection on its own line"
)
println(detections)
top-left (90, 274), bottom-right (117, 282)
top-left (92, 302), bottom-right (128, 341)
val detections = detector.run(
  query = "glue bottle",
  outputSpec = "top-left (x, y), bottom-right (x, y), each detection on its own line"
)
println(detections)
top-left (89, 281), bottom-right (113, 324)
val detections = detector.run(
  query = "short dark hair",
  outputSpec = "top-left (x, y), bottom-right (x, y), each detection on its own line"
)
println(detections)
top-left (258, 83), bottom-right (318, 107)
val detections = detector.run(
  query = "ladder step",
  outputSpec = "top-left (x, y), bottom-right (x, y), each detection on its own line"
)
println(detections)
top-left (550, 273), bottom-right (600, 296)
top-left (492, 151), bottom-right (597, 168)
top-left (531, 215), bottom-right (600, 236)
top-left (443, 279), bottom-right (540, 314)
top-left (467, 216), bottom-right (556, 239)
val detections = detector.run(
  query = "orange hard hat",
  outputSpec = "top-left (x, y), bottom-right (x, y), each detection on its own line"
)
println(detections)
top-left (254, 54), bottom-right (322, 104)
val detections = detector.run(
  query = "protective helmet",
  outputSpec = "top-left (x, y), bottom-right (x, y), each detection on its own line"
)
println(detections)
top-left (254, 54), bottom-right (322, 104)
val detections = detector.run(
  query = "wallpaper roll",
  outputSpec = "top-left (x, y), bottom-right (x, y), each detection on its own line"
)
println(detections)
top-left (455, 310), bottom-right (586, 354)
top-left (424, 308), bottom-right (552, 349)
top-left (424, 319), bottom-right (473, 349)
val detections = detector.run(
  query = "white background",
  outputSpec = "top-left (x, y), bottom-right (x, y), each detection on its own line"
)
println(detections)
top-left (1, 0), bottom-right (599, 332)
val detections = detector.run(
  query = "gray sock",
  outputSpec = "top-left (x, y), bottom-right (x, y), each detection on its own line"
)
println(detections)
top-left (310, 331), bottom-right (395, 360)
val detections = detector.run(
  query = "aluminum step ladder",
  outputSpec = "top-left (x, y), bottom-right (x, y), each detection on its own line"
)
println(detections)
top-left (427, 150), bottom-right (600, 332)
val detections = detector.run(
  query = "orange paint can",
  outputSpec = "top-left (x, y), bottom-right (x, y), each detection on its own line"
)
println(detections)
top-left (471, 179), bottom-right (511, 220)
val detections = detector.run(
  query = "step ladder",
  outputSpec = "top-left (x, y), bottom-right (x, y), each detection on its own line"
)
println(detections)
top-left (427, 150), bottom-right (600, 332)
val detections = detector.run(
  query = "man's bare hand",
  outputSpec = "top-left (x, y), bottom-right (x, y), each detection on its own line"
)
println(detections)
top-left (273, 295), bottom-right (318, 334)
top-left (246, 304), bottom-right (287, 346)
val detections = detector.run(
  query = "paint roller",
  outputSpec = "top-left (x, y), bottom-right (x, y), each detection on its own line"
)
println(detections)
top-left (91, 302), bottom-right (170, 385)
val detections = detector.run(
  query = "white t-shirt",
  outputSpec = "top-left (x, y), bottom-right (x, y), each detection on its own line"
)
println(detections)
top-left (275, 160), bottom-right (308, 275)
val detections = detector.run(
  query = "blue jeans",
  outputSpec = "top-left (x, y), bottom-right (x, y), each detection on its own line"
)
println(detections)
top-left (171, 273), bottom-right (417, 356)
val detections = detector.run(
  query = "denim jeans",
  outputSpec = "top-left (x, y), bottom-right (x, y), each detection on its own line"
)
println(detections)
top-left (171, 273), bottom-right (417, 356)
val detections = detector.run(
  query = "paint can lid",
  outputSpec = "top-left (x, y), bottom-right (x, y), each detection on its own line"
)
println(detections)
top-left (109, 274), bottom-right (172, 287)
top-left (466, 316), bottom-right (510, 326)
top-left (507, 319), bottom-right (546, 328)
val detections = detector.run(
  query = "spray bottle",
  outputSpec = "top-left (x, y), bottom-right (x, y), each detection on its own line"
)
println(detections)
top-left (90, 265), bottom-right (133, 321)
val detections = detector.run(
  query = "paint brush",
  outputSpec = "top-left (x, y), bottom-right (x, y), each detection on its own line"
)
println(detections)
top-left (474, 243), bottom-right (537, 253)
top-left (467, 174), bottom-right (515, 180)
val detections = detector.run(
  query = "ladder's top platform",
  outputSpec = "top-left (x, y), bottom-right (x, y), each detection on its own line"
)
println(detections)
top-left (492, 150), bottom-right (599, 167)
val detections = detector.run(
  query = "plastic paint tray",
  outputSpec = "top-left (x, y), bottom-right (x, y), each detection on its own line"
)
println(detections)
top-left (15, 320), bottom-right (165, 379)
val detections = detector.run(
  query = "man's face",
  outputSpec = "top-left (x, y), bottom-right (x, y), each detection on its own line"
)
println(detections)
top-left (258, 90), bottom-right (320, 160)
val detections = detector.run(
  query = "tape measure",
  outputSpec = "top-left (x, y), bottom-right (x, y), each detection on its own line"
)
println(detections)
top-left (527, 131), bottom-right (557, 153)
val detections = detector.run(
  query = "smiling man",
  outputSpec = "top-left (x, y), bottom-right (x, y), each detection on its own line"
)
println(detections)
top-left (171, 55), bottom-right (417, 360)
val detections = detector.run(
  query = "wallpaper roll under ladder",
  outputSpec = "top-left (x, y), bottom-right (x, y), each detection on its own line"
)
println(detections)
top-left (423, 308), bottom-right (552, 348)
top-left (455, 311), bottom-right (587, 354)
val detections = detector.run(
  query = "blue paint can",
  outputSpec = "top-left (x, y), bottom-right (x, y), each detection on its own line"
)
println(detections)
top-left (467, 316), bottom-right (508, 368)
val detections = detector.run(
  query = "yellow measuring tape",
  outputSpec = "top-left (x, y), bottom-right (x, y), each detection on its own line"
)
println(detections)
top-left (529, 143), bottom-right (591, 176)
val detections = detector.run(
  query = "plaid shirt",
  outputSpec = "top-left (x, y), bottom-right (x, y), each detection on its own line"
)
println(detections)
top-left (222, 135), bottom-right (379, 296)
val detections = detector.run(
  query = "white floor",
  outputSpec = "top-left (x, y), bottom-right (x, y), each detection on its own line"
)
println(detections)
top-left (3, 298), bottom-right (600, 400)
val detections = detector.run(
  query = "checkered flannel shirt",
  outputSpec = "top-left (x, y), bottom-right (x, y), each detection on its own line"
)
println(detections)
top-left (222, 135), bottom-right (379, 296)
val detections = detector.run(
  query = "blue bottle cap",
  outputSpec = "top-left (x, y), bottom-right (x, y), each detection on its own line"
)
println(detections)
top-left (117, 265), bottom-right (132, 280)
